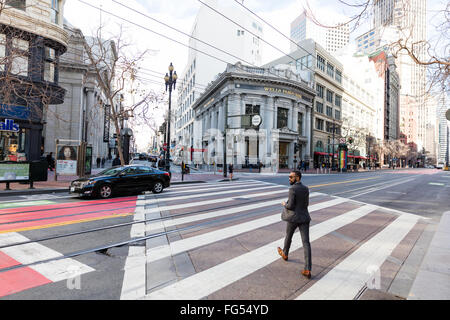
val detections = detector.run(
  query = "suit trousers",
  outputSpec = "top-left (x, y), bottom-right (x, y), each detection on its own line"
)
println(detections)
top-left (283, 221), bottom-right (312, 271)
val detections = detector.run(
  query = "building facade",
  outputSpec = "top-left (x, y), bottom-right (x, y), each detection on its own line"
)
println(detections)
top-left (0, 0), bottom-right (67, 162)
top-left (356, 0), bottom-right (428, 152)
top-left (290, 10), bottom-right (349, 54)
top-left (175, 0), bottom-right (264, 160)
top-left (43, 23), bottom-right (112, 163)
top-left (190, 62), bottom-right (315, 171)
top-left (265, 39), bottom-right (344, 169)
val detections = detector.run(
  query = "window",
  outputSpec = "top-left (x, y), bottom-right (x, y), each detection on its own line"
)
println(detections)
top-left (335, 70), bottom-right (342, 83)
top-left (51, 0), bottom-right (60, 24)
top-left (316, 101), bottom-right (323, 113)
top-left (277, 107), bottom-right (289, 128)
top-left (11, 38), bottom-right (29, 76)
top-left (138, 166), bottom-right (153, 173)
top-left (316, 83), bottom-right (324, 98)
top-left (316, 54), bottom-right (325, 72)
top-left (44, 46), bottom-right (56, 82)
top-left (245, 104), bottom-right (260, 115)
top-left (326, 122), bottom-right (334, 133)
top-left (335, 94), bottom-right (341, 107)
top-left (298, 112), bottom-right (303, 135)
top-left (326, 106), bottom-right (333, 117)
top-left (315, 118), bottom-right (324, 131)
top-left (5, 0), bottom-right (26, 10)
top-left (326, 89), bottom-right (333, 103)
top-left (335, 110), bottom-right (341, 120)
top-left (327, 62), bottom-right (334, 78)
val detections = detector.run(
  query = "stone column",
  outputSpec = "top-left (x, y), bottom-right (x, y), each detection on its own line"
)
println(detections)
top-left (292, 101), bottom-right (298, 133)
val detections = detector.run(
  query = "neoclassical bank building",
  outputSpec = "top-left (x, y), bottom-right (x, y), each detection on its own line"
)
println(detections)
top-left (190, 62), bottom-right (315, 171)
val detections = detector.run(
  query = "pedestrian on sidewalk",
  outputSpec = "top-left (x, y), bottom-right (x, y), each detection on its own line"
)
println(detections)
top-left (228, 163), bottom-right (233, 181)
top-left (101, 157), bottom-right (105, 168)
top-left (112, 155), bottom-right (121, 166)
top-left (277, 170), bottom-right (312, 279)
top-left (96, 157), bottom-right (101, 168)
top-left (46, 152), bottom-right (55, 171)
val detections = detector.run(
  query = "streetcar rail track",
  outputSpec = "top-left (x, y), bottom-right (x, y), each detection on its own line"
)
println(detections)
top-left (0, 198), bottom-right (286, 274)
top-left (0, 192), bottom-right (295, 250)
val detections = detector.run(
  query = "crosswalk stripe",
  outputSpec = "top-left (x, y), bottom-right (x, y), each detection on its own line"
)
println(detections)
top-left (143, 204), bottom-right (377, 300)
top-left (146, 196), bottom-right (346, 263)
top-left (120, 196), bottom-right (147, 300)
top-left (145, 192), bottom-right (324, 233)
top-left (296, 213), bottom-right (420, 300)
top-left (159, 182), bottom-right (267, 196)
top-left (168, 180), bottom-right (259, 190)
top-left (145, 185), bottom-right (285, 205)
top-left (0, 233), bottom-right (94, 282)
top-left (143, 189), bottom-right (290, 215)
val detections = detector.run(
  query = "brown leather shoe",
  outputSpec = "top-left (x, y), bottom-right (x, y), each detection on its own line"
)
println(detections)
top-left (301, 270), bottom-right (311, 279)
top-left (277, 247), bottom-right (288, 261)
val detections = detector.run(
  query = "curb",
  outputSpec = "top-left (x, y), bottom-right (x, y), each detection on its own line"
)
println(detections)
top-left (0, 180), bottom-right (210, 197)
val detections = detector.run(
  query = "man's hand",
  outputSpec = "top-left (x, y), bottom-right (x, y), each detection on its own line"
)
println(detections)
top-left (281, 201), bottom-right (286, 206)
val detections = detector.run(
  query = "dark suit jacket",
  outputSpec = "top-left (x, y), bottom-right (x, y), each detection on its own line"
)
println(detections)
top-left (284, 181), bottom-right (310, 224)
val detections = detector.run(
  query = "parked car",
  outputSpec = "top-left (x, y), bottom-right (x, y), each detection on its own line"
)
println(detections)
top-left (70, 165), bottom-right (170, 198)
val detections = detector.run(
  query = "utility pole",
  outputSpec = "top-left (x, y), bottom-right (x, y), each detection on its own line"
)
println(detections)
top-left (223, 98), bottom-right (228, 177)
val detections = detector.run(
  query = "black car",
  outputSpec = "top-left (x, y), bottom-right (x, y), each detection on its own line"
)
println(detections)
top-left (70, 165), bottom-right (171, 198)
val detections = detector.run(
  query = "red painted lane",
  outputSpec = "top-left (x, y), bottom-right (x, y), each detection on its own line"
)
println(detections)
top-left (0, 251), bottom-right (20, 269)
top-left (0, 200), bottom-right (137, 224)
top-left (0, 196), bottom-right (138, 216)
top-left (0, 207), bottom-right (135, 232)
top-left (0, 267), bottom-right (52, 297)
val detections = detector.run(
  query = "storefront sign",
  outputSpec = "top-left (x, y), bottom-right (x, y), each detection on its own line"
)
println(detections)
top-left (0, 163), bottom-right (29, 181)
top-left (0, 119), bottom-right (20, 132)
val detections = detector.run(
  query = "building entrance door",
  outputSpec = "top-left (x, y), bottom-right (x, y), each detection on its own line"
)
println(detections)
top-left (279, 142), bottom-right (289, 169)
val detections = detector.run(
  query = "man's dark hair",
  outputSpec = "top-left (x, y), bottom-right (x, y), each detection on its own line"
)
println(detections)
top-left (291, 170), bottom-right (302, 179)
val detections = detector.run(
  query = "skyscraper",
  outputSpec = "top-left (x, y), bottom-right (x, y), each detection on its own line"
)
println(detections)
top-left (175, 0), bottom-right (264, 163)
top-left (290, 10), bottom-right (349, 54)
top-left (365, 0), bottom-right (427, 152)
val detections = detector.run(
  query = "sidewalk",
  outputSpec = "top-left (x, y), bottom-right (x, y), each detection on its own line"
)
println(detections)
top-left (408, 211), bottom-right (450, 299)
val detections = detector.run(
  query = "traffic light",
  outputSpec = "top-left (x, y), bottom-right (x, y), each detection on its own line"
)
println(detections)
top-left (294, 142), bottom-right (299, 153)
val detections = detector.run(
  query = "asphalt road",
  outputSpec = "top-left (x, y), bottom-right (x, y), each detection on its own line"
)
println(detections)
top-left (256, 168), bottom-right (450, 222)
top-left (0, 168), bottom-right (448, 300)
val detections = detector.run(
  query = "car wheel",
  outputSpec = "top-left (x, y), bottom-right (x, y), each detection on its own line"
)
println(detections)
top-left (98, 184), bottom-right (113, 198)
top-left (152, 181), bottom-right (164, 194)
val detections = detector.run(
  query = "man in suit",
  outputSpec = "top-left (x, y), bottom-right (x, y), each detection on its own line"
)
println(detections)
top-left (277, 170), bottom-right (312, 279)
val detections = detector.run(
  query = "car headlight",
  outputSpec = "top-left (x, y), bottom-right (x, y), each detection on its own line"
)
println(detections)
top-left (81, 180), bottom-right (96, 188)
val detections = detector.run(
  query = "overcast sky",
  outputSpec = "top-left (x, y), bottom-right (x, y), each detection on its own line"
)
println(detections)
top-left (64, 0), bottom-right (447, 152)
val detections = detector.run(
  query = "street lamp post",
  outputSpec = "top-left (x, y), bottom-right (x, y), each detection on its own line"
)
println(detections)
top-left (164, 63), bottom-right (177, 173)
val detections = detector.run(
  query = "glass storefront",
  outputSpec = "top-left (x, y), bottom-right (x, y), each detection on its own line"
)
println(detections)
top-left (0, 128), bottom-right (27, 161)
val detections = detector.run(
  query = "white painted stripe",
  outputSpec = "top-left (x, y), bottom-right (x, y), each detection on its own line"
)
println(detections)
top-left (146, 196), bottom-right (344, 263)
top-left (143, 204), bottom-right (377, 300)
top-left (348, 178), bottom-right (416, 198)
top-left (168, 180), bottom-right (259, 190)
top-left (145, 192), bottom-right (324, 233)
top-left (296, 213), bottom-right (419, 300)
top-left (0, 233), bottom-right (94, 282)
top-left (159, 182), bottom-right (265, 196)
top-left (121, 195), bottom-right (147, 300)
top-left (145, 185), bottom-right (283, 205)
top-left (143, 189), bottom-right (289, 216)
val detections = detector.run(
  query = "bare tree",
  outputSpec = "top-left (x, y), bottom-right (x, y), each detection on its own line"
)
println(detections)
top-left (302, 0), bottom-right (449, 94)
top-left (83, 24), bottom-right (163, 165)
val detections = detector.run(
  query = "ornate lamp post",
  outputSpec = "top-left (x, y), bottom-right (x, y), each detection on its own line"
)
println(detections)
top-left (164, 62), bottom-right (177, 173)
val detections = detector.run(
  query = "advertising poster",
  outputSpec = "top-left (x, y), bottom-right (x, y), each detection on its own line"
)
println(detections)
top-left (56, 145), bottom-right (78, 175)
top-left (0, 163), bottom-right (29, 181)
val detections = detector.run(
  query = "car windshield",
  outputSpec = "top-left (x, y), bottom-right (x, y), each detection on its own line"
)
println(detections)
top-left (94, 167), bottom-right (124, 176)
